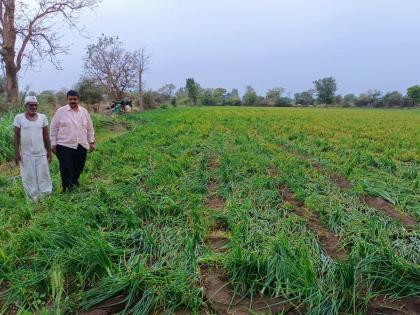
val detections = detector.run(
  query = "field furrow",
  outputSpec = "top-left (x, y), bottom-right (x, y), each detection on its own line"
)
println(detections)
top-left (1, 107), bottom-right (419, 314)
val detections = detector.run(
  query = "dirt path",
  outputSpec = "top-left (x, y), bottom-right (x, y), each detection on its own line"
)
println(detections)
top-left (280, 186), bottom-right (348, 260)
top-left (201, 156), bottom-right (300, 315)
top-left (367, 295), bottom-right (420, 315)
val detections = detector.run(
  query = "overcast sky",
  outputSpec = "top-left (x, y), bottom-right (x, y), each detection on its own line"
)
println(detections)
top-left (20, 0), bottom-right (420, 96)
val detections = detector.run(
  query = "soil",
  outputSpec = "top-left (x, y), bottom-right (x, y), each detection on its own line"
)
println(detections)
top-left (207, 180), bottom-right (219, 194)
top-left (330, 173), bottom-right (352, 190)
top-left (363, 197), bottom-right (416, 228)
top-left (206, 236), bottom-right (229, 253)
top-left (208, 156), bottom-right (220, 170)
top-left (281, 187), bottom-right (348, 260)
top-left (367, 295), bottom-right (420, 315)
top-left (200, 266), bottom-right (300, 315)
top-left (205, 196), bottom-right (225, 211)
top-left (206, 229), bottom-right (229, 253)
top-left (268, 166), bottom-right (278, 177)
top-left (79, 295), bottom-right (126, 315)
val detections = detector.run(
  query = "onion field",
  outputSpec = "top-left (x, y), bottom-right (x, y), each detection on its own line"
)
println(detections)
top-left (0, 107), bottom-right (419, 314)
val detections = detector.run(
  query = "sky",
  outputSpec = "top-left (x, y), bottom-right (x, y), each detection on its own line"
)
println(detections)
top-left (20, 0), bottom-right (420, 96)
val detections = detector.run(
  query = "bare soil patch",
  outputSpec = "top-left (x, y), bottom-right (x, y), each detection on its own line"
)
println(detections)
top-left (207, 180), bottom-right (218, 194)
top-left (200, 266), bottom-right (300, 315)
top-left (280, 187), bottom-right (348, 260)
top-left (329, 172), bottom-right (352, 190)
top-left (79, 295), bottom-right (126, 315)
top-left (205, 196), bottom-right (225, 211)
top-left (363, 197), bottom-right (416, 228)
top-left (205, 230), bottom-right (229, 253)
top-left (208, 156), bottom-right (220, 170)
top-left (367, 295), bottom-right (420, 315)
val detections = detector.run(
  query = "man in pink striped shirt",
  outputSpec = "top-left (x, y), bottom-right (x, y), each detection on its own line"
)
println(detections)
top-left (50, 90), bottom-right (95, 191)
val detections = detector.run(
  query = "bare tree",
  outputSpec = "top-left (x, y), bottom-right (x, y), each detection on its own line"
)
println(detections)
top-left (0, 0), bottom-right (100, 107)
top-left (84, 35), bottom-right (138, 101)
top-left (158, 83), bottom-right (176, 101)
top-left (135, 47), bottom-right (151, 111)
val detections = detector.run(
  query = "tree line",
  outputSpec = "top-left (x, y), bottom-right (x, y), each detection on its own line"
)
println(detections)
top-left (0, 1), bottom-right (418, 111)
top-left (154, 77), bottom-right (420, 108)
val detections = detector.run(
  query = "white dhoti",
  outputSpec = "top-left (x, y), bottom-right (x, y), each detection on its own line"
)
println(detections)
top-left (19, 155), bottom-right (52, 201)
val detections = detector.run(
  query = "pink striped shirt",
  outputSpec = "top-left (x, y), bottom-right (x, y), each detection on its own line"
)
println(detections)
top-left (50, 105), bottom-right (95, 150)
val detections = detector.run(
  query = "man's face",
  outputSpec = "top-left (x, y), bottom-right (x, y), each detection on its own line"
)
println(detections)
top-left (25, 103), bottom-right (38, 115)
top-left (68, 95), bottom-right (79, 109)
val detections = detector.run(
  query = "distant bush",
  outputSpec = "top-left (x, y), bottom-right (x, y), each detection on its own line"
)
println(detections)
top-left (274, 97), bottom-right (293, 107)
top-left (294, 90), bottom-right (315, 106)
top-left (407, 85), bottom-right (420, 106)
top-left (0, 111), bottom-right (16, 163)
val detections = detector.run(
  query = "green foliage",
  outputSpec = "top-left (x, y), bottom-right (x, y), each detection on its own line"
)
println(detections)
top-left (0, 111), bottom-right (15, 162)
top-left (295, 90), bottom-right (315, 106)
top-left (242, 85), bottom-right (258, 106)
top-left (201, 89), bottom-right (214, 106)
top-left (407, 85), bottom-right (420, 105)
top-left (382, 91), bottom-right (403, 107)
top-left (314, 77), bottom-right (337, 104)
top-left (75, 77), bottom-right (104, 105)
top-left (343, 94), bottom-right (356, 107)
top-left (185, 78), bottom-right (199, 105)
top-left (274, 96), bottom-right (293, 107)
top-left (265, 87), bottom-right (285, 102)
top-left (143, 90), bottom-right (156, 109)
top-left (356, 89), bottom-right (381, 107)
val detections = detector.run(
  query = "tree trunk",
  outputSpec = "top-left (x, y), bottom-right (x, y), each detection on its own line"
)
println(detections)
top-left (138, 70), bottom-right (144, 111)
top-left (2, 0), bottom-right (19, 107)
top-left (4, 57), bottom-right (19, 106)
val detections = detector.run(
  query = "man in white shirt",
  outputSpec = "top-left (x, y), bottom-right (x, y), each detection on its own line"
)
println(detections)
top-left (13, 96), bottom-right (53, 201)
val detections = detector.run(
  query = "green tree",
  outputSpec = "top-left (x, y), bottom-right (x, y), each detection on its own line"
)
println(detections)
top-left (294, 90), bottom-right (315, 106)
top-left (75, 78), bottom-right (104, 106)
top-left (356, 89), bottom-right (381, 107)
top-left (225, 88), bottom-right (241, 106)
top-left (186, 78), bottom-right (199, 105)
top-left (201, 89), bottom-right (215, 106)
top-left (213, 88), bottom-right (227, 105)
top-left (407, 85), bottom-right (420, 105)
top-left (242, 85), bottom-right (258, 106)
top-left (382, 91), bottom-right (403, 107)
top-left (342, 94), bottom-right (356, 107)
top-left (313, 77), bottom-right (337, 104)
top-left (266, 87), bottom-right (285, 103)
top-left (274, 96), bottom-right (292, 107)
top-left (37, 90), bottom-right (56, 107)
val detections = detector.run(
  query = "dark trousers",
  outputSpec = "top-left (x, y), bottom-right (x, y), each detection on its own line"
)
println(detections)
top-left (56, 144), bottom-right (87, 191)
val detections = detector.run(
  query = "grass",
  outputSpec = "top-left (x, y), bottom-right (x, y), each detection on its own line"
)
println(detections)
top-left (0, 106), bottom-right (419, 314)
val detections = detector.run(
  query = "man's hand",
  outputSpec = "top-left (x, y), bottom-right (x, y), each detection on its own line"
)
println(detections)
top-left (89, 143), bottom-right (95, 152)
top-left (47, 151), bottom-right (52, 163)
top-left (14, 154), bottom-right (21, 166)
top-left (52, 145), bottom-right (57, 154)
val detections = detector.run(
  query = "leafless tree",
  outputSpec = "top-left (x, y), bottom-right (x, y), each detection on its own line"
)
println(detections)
top-left (0, 0), bottom-right (100, 107)
top-left (158, 83), bottom-right (176, 101)
top-left (84, 35), bottom-right (138, 101)
top-left (135, 47), bottom-right (151, 111)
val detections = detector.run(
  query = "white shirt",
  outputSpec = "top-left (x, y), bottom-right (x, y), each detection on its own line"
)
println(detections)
top-left (13, 113), bottom-right (48, 156)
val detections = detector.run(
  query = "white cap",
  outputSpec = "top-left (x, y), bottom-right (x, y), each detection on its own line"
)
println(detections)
top-left (24, 95), bottom-right (38, 104)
